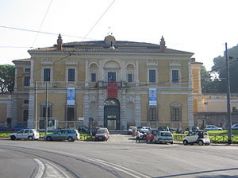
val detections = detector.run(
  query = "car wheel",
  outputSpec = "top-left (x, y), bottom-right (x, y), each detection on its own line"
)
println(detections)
top-left (46, 136), bottom-right (52, 141)
top-left (198, 140), bottom-right (204, 146)
top-left (28, 136), bottom-right (33, 140)
top-left (171, 141), bottom-right (173, 144)
top-left (10, 135), bottom-right (16, 140)
top-left (67, 136), bottom-right (74, 142)
top-left (183, 140), bottom-right (188, 145)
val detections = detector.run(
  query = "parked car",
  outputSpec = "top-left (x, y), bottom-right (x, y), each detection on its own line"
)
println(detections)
top-left (45, 129), bottom-right (80, 142)
top-left (153, 131), bottom-right (173, 144)
top-left (127, 126), bottom-right (137, 135)
top-left (205, 125), bottom-right (223, 131)
top-left (145, 129), bottom-right (158, 143)
top-left (140, 126), bottom-right (151, 133)
top-left (95, 128), bottom-right (110, 141)
top-left (231, 123), bottom-right (238, 130)
top-left (183, 131), bottom-right (210, 145)
top-left (10, 129), bottom-right (39, 140)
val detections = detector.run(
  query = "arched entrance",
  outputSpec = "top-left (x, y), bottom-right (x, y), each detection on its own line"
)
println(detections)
top-left (104, 98), bottom-right (120, 130)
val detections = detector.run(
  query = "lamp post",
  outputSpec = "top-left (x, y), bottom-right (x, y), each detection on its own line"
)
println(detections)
top-left (45, 82), bottom-right (48, 136)
top-left (225, 42), bottom-right (232, 144)
top-left (34, 81), bottom-right (37, 130)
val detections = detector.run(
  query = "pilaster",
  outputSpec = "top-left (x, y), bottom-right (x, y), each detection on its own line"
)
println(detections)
top-left (28, 91), bottom-right (34, 128)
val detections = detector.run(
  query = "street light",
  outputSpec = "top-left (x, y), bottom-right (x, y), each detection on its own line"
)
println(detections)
top-left (225, 42), bottom-right (232, 144)
top-left (45, 82), bottom-right (48, 136)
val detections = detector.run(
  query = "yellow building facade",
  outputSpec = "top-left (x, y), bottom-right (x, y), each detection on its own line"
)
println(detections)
top-left (12, 35), bottom-right (197, 130)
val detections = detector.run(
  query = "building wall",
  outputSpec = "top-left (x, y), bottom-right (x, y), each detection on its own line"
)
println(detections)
top-left (0, 104), bottom-right (7, 125)
top-left (159, 94), bottom-right (188, 128)
top-left (200, 95), bottom-right (238, 113)
top-left (0, 95), bottom-right (12, 127)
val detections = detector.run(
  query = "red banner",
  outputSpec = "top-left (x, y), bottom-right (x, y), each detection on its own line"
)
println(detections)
top-left (107, 82), bottom-right (118, 98)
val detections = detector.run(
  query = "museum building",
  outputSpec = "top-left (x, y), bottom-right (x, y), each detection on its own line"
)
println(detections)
top-left (12, 34), bottom-right (201, 130)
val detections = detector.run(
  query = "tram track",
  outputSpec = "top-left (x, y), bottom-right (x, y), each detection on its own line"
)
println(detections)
top-left (0, 144), bottom-right (150, 178)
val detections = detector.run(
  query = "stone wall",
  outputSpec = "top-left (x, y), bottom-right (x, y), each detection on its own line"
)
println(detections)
top-left (194, 112), bottom-right (238, 129)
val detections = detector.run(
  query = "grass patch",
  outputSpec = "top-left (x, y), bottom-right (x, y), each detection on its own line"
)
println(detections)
top-left (208, 130), bottom-right (238, 143)
top-left (173, 130), bottom-right (238, 143)
top-left (0, 131), bottom-right (12, 138)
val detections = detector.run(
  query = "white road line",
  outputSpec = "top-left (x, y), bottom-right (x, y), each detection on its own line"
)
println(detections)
top-left (45, 161), bottom-right (70, 178)
top-left (87, 157), bottom-right (151, 178)
top-left (20, 147), bottom-right (150, 178)
top-left (34, 158), bottom-right (45, 178)
top-left (48, 150), bottom-right (150, 178)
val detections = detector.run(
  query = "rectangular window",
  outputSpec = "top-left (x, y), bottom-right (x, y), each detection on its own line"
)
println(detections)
top-left (170, 107), bottom-right (182, 121)
top-left (67, 107), bottom-right (75, 121)
top-left (108, 72), bottom-right (116, 82)
top-left (44, 68), bottom-right (51, 81)
top-left (148, 107), bottom-right (157, 121)
top-left (25, 68), bottom-right (30, 73)
top-left (24, 100), bottom-right (29, 104)
top-left (41, 105), bottom-right (52, 118)
top-left (91, 73), bottom-right (96, 82)
top-left (149, 69), bottom-right (156, 83)
top-left (24, 76), bottom-right (30, 86)
top-left (172, 70), bottom-right (179, 82)
top-left (68, 68), bottom-right (75, 82)
top-left (127, 73), bottom-right (133, 82)
top-left (23, 110), bottom-right (28, 121)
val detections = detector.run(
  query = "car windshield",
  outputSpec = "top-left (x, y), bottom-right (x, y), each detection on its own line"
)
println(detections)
top-left (97, 129), bottom-right (107, 134)
top-left (52, 130), bottom-right (61, 134)
top-left (160, 132), bottom-right (172, 136)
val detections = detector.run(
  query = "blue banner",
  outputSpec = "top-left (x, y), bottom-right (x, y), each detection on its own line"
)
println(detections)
top-left (67, 88), bottom-right (75, 105)
top-left (149, 88), bottom-right (157, 106)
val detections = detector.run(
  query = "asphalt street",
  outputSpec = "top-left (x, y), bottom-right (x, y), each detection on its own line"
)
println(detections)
top-left (0, 135), bottom-right (238, 178)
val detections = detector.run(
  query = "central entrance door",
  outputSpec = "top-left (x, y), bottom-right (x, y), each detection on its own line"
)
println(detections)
top-left (104, 98), bottom-right (120, 130)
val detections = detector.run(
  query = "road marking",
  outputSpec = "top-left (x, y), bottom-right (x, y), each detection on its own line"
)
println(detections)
top-left (6, 145), bottom-right (150, 178)
top-left (34, 158), bottom-right (45, 178)
top-left (45, 149), bottom-right (150, 178)
top-left (87, 157), bottom-right (150, 178)
top-left (45, 161), bottom-right (71, 178)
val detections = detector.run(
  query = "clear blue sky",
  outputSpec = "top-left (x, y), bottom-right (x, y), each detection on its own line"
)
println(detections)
top-left (0, 0), bottom-right (238, 70)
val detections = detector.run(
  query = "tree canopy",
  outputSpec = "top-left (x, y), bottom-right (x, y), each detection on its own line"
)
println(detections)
top-left (200, 44), bottom-right (238, 93)
top-left (212, 44), bottom-right (238, 93)
top-left (201, 65), bottom-right (222, 93)
top-left (0, 65), bottom-right (15, 94)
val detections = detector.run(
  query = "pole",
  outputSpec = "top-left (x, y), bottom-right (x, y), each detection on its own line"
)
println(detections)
top-left (34, 81), bottom-right (37, 130)
top-left (45, 82), bottom-right (48, 136)
top-left (225, 42), bottom-right (232, 144)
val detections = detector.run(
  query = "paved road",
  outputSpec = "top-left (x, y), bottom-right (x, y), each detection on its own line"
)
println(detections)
top-left (0, 135), bottom-right (238, 178)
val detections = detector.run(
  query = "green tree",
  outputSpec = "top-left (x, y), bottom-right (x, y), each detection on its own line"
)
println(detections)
top-left (212, 44), bottom-right (238, 93)
top-left (201, 65), bottom-right (222, 93)
top-left (201, 65), bottom-right (211, 93)
top-left (0, 65), bottom-right (15, 94)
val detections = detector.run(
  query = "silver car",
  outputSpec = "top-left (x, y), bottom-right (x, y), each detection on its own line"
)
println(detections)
top-left (153, 131), bottom-right (173, 144)
top-left (45, 129), bottom-right (80, 142)
top-left (205, 125), bottom-right (223, 131)
top-left (10, 129), bottom-right (39, 140)
top-left (232, 123), bottom-right (238, 130)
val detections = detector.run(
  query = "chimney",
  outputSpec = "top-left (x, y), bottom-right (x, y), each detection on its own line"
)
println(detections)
top-left (160, 36), bottom-right (166, 52)
top-left (57, 34), bottom-right (63, 51)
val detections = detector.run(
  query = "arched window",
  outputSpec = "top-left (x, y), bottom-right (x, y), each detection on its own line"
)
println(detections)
top-left (103, 61), bottom-right (120, 82)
